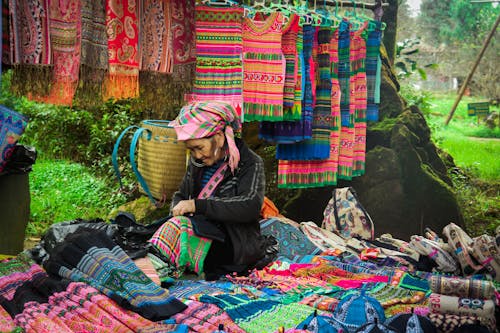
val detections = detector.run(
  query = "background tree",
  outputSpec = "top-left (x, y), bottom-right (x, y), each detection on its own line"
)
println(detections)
top-left (418, 0), bottom-right (499, 98)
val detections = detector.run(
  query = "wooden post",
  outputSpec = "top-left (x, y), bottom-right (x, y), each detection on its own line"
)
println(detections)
top-left (444, 12), bottom-right (500, 126)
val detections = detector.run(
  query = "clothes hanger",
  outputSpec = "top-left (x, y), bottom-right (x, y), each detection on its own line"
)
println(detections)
top-left (200, 0), bottom-right (239, 7)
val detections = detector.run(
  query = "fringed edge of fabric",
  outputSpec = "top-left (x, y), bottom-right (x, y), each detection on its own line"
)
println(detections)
top-left (10, 64), bottom-right (53, 97)
top-left (73, 65), bottom-right (107, 107)
top-left (102, 73), bottom-right (139, 101)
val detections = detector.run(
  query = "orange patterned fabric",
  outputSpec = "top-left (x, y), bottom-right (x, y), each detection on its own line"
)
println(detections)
top-left (103, 0), bottom-right (139, 100)
top-left (42, 0), bottom-right (81, 105)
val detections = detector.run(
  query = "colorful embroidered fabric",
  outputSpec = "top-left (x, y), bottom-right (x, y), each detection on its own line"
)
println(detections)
top-left (337, 19), bottom-right (355, 180)
top-left (260, 217), bottom-right (322, 261)
top-left (366, 20), bottom-right (383, 122)
top-left (140, 0), bottom-right (173, 73)
top-left (259, 23), bottom-right (309, 144)
top-left (351, 24), bottom-right (368, 176)
top-left (9, 0), bottom-right (50, 64)
top-left (43, 0), bottom-right (81, 105)
top-left (0, 305), bottom-right (16, 332)
top-left (272, 24), bottom-right (314, 150)
top-left (242, 12), bottom-right (285, 121)
top-left (367, 283), bottom-right (426, 308)
top-left (192, 6), bottom-right (244, 114)
top-left (429, 275), bottom-right (495, 299)
top-left (0, 105), bottom-right (27, 173)
top-left (428, 293), bottom-right (496, 320)
top-left (43, 230), bottom-right (187, 321)
top-left (199, 293), bottom-right (314, 333)
top-left (276, 27), bottom-right (341, 189)
top-left (171, 299), bottom-right (246, 333)
top-left (12, 282), bottom-right (183, 333)
top-left (281, 14), bottom-right (300, 113)
top-left (0, 255), bottom-right (45, 301)
top-left (103, 0), bottom-right (139, 100)
top-left (149, 215), bottom-right (212, 274)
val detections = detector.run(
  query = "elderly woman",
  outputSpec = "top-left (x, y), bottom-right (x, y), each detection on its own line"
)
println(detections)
top-left (149, 101), bottom-right (267, 279)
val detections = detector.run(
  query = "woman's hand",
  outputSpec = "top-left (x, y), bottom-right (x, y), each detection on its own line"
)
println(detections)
top-left (172, 199), bottom-right (196, 216)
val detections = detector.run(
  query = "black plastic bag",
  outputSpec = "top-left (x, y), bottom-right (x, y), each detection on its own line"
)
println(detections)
top-left (28, 218), bottom-right (114, 264)
top-left (1, 144), bottom-right (37, 175)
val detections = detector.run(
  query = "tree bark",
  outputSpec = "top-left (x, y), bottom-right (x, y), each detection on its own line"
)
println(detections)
top-left (381, 0), bottom-right (399, 66)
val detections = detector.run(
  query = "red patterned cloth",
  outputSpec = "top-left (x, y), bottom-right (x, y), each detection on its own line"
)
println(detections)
top-left (103, 0), bottom-right (139, 100)
top-left (43, 0), bottom-right (81, 105)
top-left (171, 0), bottom-right (195, 65)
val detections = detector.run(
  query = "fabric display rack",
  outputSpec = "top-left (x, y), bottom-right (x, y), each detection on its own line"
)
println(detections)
top-left (190, 0), bottom-right (386, 189)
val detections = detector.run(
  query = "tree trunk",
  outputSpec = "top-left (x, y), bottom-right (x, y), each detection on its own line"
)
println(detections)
top-left (381, 0), bottom-right (399, 66)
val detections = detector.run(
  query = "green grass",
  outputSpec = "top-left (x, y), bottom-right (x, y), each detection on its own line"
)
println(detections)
top-left (27, 158), bottom-right (128, 237)
top-left (426, 93), bottom-right (500, 181)
top-left (419, 92), bottom-right (500, 236)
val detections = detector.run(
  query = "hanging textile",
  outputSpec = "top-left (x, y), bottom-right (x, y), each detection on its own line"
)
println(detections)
top-left (191, 5), bottom-right (244, 115)
top-left (8, 0), bottom-right (52, 97)
top-left (74, 0), bottom-right (108, 104)
top-left (366, 20), bottom-right (383, 121)
top-left (1, 0), bottom-right (9, 66)
top-left (337, 19), bottom-right (354, 180)
top-left (140, 0), bottom-right (173, 73)
top-left (258, 21), bottom-right (308, 144)
top-left (277, 26), bottom-right (340, 189)
top-left (171, 0), bottom-right (195, 69)
top-left (352, 23), bottom-right (368, 176)
top-left (242, 12), bottom-right (285, 121)
top-left (274, 24), bottom-right (314, 157)
top-left (281, 13), bottom-right (300, 117)
top-left (8, 0), bottom-right (50, 65)
top-left (103, 0), bottom-right (139, 100)
top-left (43, 0), bottom-right (81, 105)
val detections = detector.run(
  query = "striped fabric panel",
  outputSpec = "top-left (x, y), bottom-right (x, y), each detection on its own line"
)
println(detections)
top-left (193, 6), bottom-right (244, 109)
top-left (275, 25), bottom-right (314, 159)
top-left (337, 20), bottom-right (354, 180)
top-left (352, 25), bottom-right (368, 177)
top-left (258, 24), bottom-right (306, 143)
top-left (242, 12), bottom-right (285, 121)
top-left (366, 20), bottom-right (383, 122)
top-left (281, 14), bottom-right (300, 109)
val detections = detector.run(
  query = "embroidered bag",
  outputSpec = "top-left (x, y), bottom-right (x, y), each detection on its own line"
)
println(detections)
top-left (0, 105), bottom-right (28, 173)
top-left (322, 187), bottom-right (374, 240)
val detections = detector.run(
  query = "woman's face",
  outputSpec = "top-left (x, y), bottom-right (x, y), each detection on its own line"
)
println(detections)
top-left (186, 132), bottom-right (224, 167)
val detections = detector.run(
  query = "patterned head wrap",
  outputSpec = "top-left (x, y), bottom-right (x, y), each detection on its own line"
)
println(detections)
top-left (169, 101), bottom-right (242, 173)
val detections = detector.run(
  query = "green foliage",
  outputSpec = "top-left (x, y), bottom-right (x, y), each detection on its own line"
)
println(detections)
top-left (27, 158), bottom-right (128, 237)
top-left (420, 0), bottom-right (499, 45)
top-left (450, 169), bottom-right (500, 237)
top-left (400, 84), bottom-right (433, 115)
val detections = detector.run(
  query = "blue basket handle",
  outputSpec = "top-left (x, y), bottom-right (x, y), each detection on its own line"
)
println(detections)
top-left (130, 127), bottom-right (158, 206)
top-left (112, 125), bottom-right (141, 189)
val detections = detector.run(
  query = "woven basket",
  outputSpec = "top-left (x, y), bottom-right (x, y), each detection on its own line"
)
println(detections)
top-left (137, 120), bottom-right (186, 201)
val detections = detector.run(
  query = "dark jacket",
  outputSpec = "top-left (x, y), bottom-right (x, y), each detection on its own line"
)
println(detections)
top-left (171, 138), bottom-right (266, 266)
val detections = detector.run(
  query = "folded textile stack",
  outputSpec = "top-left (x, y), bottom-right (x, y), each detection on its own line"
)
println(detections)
top-left (427, 275), bottom-right (497, 332)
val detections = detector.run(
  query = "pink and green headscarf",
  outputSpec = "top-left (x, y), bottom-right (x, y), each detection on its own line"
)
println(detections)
top-left (169, 101), bottom-right (242, 173)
